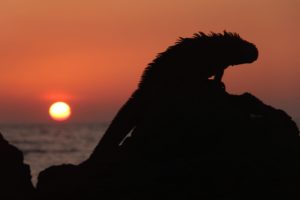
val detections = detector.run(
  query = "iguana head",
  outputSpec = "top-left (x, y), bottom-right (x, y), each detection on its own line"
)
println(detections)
top-left (212, 31), bottom-right (258, 67)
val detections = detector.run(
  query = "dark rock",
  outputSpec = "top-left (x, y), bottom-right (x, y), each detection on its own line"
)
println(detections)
top-left (37, 81), bottom-right (300, 199)
top-left (0, 133), bottom-right (36, 200)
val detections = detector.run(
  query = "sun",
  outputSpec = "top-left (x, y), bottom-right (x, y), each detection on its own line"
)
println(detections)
top-left (49, 101), bottom-right (71, 121)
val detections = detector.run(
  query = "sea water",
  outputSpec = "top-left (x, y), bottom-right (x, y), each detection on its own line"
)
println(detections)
top-left (0, 123), bottom-right (108, 185)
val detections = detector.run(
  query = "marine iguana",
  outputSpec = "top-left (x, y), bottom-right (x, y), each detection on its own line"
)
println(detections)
top-left (87, 31), bottom-right (258, 162)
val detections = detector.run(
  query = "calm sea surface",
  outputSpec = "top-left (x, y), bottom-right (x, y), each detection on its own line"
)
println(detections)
top-left (0, 123), bottom-right (108, 185)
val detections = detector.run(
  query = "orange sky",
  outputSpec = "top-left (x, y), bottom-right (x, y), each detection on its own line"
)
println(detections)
top-left (0, 0), bottom-right (299, 124)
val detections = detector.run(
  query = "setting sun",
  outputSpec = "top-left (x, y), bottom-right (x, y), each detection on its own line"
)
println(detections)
top-left (49, 102), bottom-right (71, 121)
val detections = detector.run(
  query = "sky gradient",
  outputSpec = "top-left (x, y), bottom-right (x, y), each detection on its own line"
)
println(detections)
top-left (0, 0), bottom-right (299, 124)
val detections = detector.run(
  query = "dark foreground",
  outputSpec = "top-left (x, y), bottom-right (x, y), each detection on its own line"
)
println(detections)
top-left (1, 81), bottom-right (300, 199)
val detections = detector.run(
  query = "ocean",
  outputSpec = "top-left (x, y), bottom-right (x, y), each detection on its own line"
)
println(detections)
top-left (0, 123), bottom-right (108, 185)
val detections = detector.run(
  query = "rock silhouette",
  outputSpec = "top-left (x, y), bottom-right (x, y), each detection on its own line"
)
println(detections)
top-left (1, 31), bottom-right (300, 199)
top-left (36, 81), bottom-right (300, 199)
top-left (0, 133), bottom-right (36, 200)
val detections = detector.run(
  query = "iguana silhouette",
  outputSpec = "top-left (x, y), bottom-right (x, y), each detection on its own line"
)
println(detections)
top-left (87, 31), bottom-right (258, 163)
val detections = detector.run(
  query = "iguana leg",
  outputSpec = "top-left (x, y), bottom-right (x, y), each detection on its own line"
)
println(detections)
top-left (214, 69), bottom-right (226, 90)
top-left (214, 69), bottom-right (224, 82)
top-left (88, 89), bottom-right (143, 162)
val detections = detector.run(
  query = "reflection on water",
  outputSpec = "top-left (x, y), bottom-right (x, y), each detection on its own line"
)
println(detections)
top-left (0, 123), bottom-right (107, 185)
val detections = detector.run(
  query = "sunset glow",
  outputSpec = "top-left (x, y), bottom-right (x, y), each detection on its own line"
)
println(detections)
top-left (0, 0), bottom-right (299, 124)
top-left (49, 102), bottom-right (71, 121)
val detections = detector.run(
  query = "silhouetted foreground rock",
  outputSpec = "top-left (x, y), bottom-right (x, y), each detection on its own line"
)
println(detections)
top-left (0, 133), bottom-right (36, 200)
top-left (36, 81), bottom-right (300, 199)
